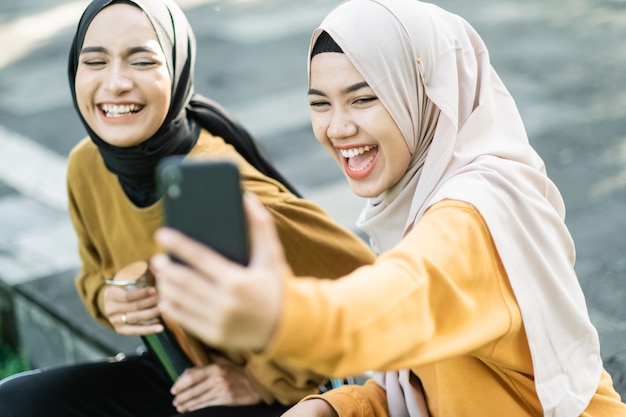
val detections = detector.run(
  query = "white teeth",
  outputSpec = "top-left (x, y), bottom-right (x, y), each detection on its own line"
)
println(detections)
top-left (339, 145), bottom-right (376, 158)
top-left (101, 104), bottom-right (141, 117)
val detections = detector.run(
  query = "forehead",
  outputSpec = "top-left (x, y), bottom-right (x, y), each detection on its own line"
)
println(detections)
top-left (309, 52), bottom-right (366, 90)
top-left (83, 3), bottom-right (159, 48)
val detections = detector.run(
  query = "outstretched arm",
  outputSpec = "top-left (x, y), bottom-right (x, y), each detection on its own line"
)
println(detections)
top-left (154, 198), bottom-right (514, 378)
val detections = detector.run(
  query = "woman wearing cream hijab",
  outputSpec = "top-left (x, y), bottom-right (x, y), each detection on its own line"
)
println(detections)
top-left (153, 0), bottom-right (626, 416)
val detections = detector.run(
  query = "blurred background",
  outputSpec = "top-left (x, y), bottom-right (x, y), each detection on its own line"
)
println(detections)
top-left (0, 0), bottom-right (625, 397)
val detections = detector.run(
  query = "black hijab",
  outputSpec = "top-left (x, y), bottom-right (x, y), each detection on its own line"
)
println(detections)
top-left (68, 0), bottom-right (299, 206)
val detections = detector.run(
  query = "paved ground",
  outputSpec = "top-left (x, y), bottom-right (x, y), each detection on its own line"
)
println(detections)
top-left (0, 0), bottom-right (625, 399)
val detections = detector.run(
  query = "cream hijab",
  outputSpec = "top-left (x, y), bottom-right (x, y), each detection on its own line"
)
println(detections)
top-left (309, 1), bottom-right (602, 416)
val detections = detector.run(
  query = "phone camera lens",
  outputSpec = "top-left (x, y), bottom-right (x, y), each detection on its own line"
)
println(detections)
top-left (167, 184), bottom-right (181, 199)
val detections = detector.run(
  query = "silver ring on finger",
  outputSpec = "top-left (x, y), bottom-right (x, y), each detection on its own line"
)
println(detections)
top-left (121, 313), bottom-right (127, 325)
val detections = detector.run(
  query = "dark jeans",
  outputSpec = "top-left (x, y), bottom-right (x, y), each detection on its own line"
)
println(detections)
top-left (0, 352), bottom-right (290, 417)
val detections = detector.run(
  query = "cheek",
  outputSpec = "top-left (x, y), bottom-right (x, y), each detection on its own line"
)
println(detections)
top-left (156, 92), bottom-right (171, 120)
top-left (310, 116), bottom-right (338, 160)
top-left (74, 76), bottom-right (93, 115)
top-left (152, 75), bottom-right (172, 120)
top-left (74, 73), bottom-right (87, 98)
top-left (310, 113), bottom-right (325, 142)
top-left (310, 112), bottom-right (336, 152)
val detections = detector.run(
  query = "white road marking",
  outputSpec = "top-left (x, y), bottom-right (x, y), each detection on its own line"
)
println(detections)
top-left (0, 125), bottom-right (68, 212)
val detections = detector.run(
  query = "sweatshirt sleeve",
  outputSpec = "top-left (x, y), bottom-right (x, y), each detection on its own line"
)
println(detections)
top-left (303, 379), bottom-right (389, 417)
top-left (67, 150), bottom-right (112, 328)
top-left (263, 200), bottom-right (514, 377)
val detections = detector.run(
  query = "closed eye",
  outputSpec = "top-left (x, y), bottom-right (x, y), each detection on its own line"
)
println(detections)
top-left (131, 60), bottom-right (158, 68)
top-left (82, 59), bottom-right (106, 67)
top-left (354, 97), bottom-right (377, 105)
top-left (309, 99), bottom-right (329, 108)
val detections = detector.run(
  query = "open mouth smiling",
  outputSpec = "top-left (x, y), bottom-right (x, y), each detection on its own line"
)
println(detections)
top-left (100, 103), bottom-right (143, 118)
top-left (339, 145), bottom-right (378, 172)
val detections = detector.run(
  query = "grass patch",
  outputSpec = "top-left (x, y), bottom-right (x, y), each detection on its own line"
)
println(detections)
top-left (0, 345), bottom-right (30, 379)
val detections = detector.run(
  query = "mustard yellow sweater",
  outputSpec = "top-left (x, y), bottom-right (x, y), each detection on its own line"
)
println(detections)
top-left (265, 200), bottom-right (625, 416)
top-left (66, 129), bottom-right (377, 405)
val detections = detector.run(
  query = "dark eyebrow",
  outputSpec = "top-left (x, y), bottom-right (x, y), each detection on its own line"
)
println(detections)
top-left (80, 46), bottom-right (160, 56)
top-left (126, 46), bottom-right (161, 55)
top-left (308, 81), bottom-right (370, 96)
top-left (308, 88), bottom-right (325, 96)
top-left (80, 46), bottom-right (106, 55)
top-left (343, 81), bottom-right (370, 95)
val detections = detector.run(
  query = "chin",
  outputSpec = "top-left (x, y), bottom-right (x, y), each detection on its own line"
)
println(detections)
top-left (348, 181), bottom-right (378, 199)
top-left (98, 133), bottom-right (147, 148)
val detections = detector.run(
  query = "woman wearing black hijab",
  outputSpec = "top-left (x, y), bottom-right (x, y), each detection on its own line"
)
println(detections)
top-left (0, 0), bottom-right (375, 416)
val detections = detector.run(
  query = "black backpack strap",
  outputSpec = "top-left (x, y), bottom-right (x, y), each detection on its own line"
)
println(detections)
top-left (188, 94), bottom-right (302, 197)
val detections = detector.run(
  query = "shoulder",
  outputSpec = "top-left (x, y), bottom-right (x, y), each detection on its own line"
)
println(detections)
top-left (192, 128), bottom-right (291, 197)
top-left (421, 199), bottom-right (489, 238)
top-left (422, 199), bottom-right (491, 239)
top-left (67, 137), bottom-right (102, 172)
top-left (67, 137), bottom-right (110, 191)
top-left (400, 199), bottom-right (496, 266)
top-left (190, 128), bottom-right (240, 159)
top-left (424, 198), bottom-right (481, 218)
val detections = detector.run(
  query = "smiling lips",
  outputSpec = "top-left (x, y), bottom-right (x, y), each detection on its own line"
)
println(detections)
top-left (339, 144), bottom-right (378, 179)
top-left (100, 103), bottom-right (143, 118)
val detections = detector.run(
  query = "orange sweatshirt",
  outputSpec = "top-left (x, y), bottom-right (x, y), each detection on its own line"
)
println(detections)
top-left (265, 200), bottom-right (625, 416)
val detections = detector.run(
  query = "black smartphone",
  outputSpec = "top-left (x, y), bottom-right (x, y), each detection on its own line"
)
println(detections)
top-left (156, 156), bottom-right (249, 266)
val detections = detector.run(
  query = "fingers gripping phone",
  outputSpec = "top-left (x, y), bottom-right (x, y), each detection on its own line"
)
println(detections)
top-left (156, 156), bottom-right (249, 266)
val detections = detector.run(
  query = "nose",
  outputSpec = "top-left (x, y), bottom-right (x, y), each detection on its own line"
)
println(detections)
top-left (327, 108), bottom-right (357, 141)
top-left (103, 62), bottom-right (133, 94)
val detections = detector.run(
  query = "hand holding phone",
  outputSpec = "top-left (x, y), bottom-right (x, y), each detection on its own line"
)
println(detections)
top-left (151, 157), bottom-right (249, 380)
